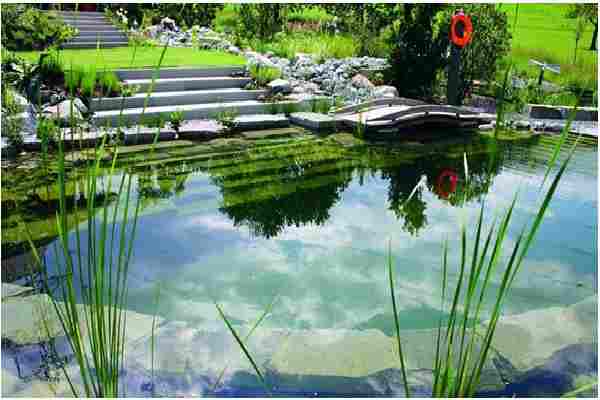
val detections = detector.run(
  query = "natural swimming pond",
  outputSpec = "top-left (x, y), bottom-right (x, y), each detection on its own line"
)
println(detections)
top-left (1, 130), bottom-right (597, 397)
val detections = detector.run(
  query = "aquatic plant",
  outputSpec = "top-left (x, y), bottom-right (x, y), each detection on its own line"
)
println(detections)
top-left (168, 109), bottom-right (185, 133)
top-left (214, 108), bottom-right (239, 131)
top-left (386, 109), bottom-right (581, 398)
top-left (20, 42), bottom-right (167, 397)
top-left (249, 64), bottom-right (281, 87)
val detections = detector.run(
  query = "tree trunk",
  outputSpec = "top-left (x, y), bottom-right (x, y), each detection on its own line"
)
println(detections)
top-left (590, 23), bottom-right (598, 51)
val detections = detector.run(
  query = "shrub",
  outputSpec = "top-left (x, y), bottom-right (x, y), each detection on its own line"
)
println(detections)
top-left (169, 110), bottom-right (185, 133)
top-left (252, 32), bottom-right (358, 61)
top-left (1, 4), bottom-right (76, 51)
top-left (1, 85), bottom-right (25, 149)
top-left (214, 109), bottom-right (238, 130)
top-left (213, 4), bottom-right (240, 34)
top-left (249, 65), bottom-right (281, 87)
top-left (287, 6), bottom-right (334, 25)
top-left (385, 4), bottom-right (449, 100)
top-left (36, 116), bottom-right (60, 149)
top-left (238, 4), bottom-right (285, 40)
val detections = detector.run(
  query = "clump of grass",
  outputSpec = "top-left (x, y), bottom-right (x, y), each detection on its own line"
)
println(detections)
top-left (248, 64), bottom-right (281, 87)
top-left (168, 109), bottom-right (185, 133)
top-left (79, 66), bottom-right (97, 98)
top-left (64, 66), bottom-right (85, 94)
top-left (214, 108), bottom-right (239, 131)
top-left (253, 32), bottom-right (358, 61)
top-left (287, 6), bottom-right (334, 26)
top-left (98, 71), bottom-right (121, 96)
top-left (310, 97), bottom-right (331, 114)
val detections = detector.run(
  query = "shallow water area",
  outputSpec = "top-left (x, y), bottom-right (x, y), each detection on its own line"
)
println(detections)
top-left (1, 129), bottom-right (597, 397)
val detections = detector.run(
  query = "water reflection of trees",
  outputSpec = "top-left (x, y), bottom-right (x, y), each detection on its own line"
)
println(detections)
top-left (1, 175), bottom-right (116, 262)
top-left (379, 149), bottom-right (502, 235)
top-left (215, 137), bottom-right (505, 239)
top-left (127, 136), bottom-right (510, 239)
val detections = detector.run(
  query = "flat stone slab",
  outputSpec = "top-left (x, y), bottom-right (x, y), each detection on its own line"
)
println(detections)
top-left (491, 296), bottom-right (597, 372)
top-left (1, 283), bottom-right (35, 299)
top-left (233, 114), bottom-right (289, 130)
top-left (289, 112), bottom-right (338, 131)
top-left (528, 104), bottom-right (598, 121)
top-left (240, 127), bottom-right (302, 140)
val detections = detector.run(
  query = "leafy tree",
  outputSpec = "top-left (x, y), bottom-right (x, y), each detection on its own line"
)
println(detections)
top-left (238, 4), bottom-right (285, 41)
top-left (385, 4), bottom-right (450, 99)
top-left (566, 4), bottom-right (598, 51)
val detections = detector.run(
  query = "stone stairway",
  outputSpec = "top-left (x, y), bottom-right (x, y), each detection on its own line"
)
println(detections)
top-left (91, 67), bottom-right (309, 127)
top-left (57, 11), bottom-right (128, 49)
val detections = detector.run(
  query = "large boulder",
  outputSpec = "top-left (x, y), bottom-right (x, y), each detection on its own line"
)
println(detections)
top-left (245, 52), bottom-right (278, 69)
top-left (267, 79), bottom-right (292, 95)
top-left (373, 85), bottom-right (399, 98)
top-left (42, 98), bottom-right (86, 126)
top-left (351, 74), bottom-right (375, 90)
top-left (160, 17), bottom-right (176, 31)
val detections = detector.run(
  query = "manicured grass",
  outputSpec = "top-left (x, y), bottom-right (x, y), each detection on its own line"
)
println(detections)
top-left (14, 46), bottom-right (246, 69)
top-left (502, 4), bottom-right (597, 89)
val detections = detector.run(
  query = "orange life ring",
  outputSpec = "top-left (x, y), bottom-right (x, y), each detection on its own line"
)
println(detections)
top-left (450, 14), bottom-right (473, 48)
top-left (436, 169), bottom-right (458, 199)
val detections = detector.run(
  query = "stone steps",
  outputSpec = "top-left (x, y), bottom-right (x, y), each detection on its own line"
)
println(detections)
top-left (91, 88), bottom-right (267, 111)
top-left (63, 41), bottom-right (129, 49)
top-left (91, 67), bottom-right (313, 129)
top-left (55, 10), bottom-right (104, 17)
top-left (56, 11), bottom-right (127, 49)
top-left (78, 30), bottom-right (123, 37)
top-left (122, 76), bottom-right (253, 92)
top-left (69, 35), bottom-right (128, 44)
top-left (70, 25), bottom-right (121, 32)
top-left (92, 100), bottom-right (303, 126)
top-left (114, 67), bottom-right (245, 80)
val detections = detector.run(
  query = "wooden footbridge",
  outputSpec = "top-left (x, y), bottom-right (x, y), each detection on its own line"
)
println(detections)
top-left (335, 98), bottom-right (493, 134)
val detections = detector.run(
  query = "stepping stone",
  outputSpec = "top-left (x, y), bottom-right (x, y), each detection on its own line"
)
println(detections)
top-left (233, 114), bottom-right (289, 130)
top-left (177, 119), bottom-right (225, 140)
top-left (240, 127), bottom-right (301, 140)
top-left (289, 112), bottom-right (338, 131)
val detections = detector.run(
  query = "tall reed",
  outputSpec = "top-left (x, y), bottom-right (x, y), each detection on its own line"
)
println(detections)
top-left (20, 40), bottom-right (171, 397)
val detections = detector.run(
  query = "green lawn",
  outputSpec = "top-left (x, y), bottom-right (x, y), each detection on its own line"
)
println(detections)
top-left (503, 4), bottom-right (597, 89)
top-left (14, 46), bottom-right (247, 69)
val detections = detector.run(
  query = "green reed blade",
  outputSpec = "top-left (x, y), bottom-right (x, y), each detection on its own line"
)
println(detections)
top-left (215, 302), bottom-right (271, 395)
top-left (212, 293), bottom-right (280, 393)
top-left (388, 241), bottom-right (410, 397)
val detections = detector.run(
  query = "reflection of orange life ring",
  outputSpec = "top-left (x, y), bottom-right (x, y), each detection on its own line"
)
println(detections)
top-left (450, 14), bottom-right (473, 48)
top-left (437, 169), bottom-right (458, 199)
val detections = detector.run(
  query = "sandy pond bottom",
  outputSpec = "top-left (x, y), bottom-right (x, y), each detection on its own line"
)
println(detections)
top-left (1, 130), bottom-right (597, 396)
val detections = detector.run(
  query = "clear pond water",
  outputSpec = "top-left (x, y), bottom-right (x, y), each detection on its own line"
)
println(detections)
top-left (2, 131), bottom-right (597, 396)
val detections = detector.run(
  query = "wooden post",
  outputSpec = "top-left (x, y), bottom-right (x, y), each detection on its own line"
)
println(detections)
top-left (447, 45), bottom-right (461, 106)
